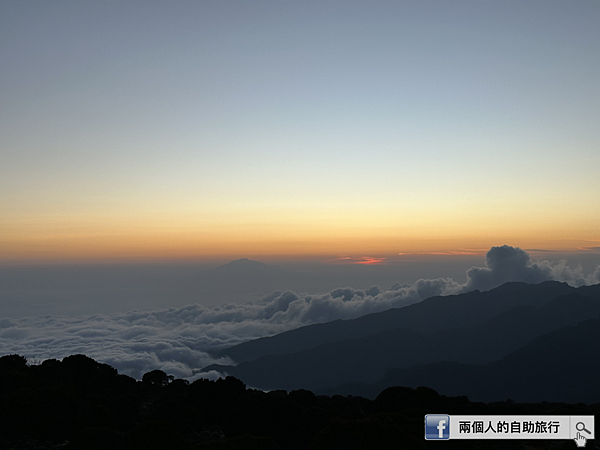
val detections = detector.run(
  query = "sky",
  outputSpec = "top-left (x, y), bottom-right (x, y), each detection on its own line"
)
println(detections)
top-left (1, 0), bottom-right (599, 264)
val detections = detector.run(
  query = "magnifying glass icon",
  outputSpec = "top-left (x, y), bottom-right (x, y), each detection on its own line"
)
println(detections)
top-left (576, 422), bottom-right (591, 435)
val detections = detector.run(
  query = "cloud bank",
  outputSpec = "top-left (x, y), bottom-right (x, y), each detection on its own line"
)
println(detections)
top-left (1, 246), bottom-right (598, 380)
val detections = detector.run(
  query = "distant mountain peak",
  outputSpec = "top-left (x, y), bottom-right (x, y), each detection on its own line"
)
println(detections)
top-left (204, 258), bottom-right (287, 276)
top-left (222, 258), bottom-right (268, 267)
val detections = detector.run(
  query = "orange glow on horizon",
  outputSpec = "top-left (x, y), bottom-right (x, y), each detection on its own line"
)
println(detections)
top-left (329, 256), bottom-right (387, 265)
top-left (354, 257), bottom-right (387, 265)
top-left (2, 210), bottom-right (599, 264)
top-left (2, 232), bottom-right (598, 266)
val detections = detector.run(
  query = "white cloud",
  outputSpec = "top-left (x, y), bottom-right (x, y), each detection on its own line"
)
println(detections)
top-left (0, 246), bottom-right (597, 381)
top-left (464, 245), bottom-right (553, 291)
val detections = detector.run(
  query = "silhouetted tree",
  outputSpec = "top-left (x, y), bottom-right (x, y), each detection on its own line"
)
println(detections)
top-left (142, 369), bottom-right (173, 387)
top-left (0, 354), bottom-right (28, 372)
top-left (0, 353), bottom-right (598, 450)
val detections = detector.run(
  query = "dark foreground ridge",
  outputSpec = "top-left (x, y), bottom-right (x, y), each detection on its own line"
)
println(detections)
top-left (0, 354), bottom-right (598, 450)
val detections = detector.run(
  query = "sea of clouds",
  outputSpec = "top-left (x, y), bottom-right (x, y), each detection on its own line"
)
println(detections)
top-left (1, 245), bottom-right (599, 380)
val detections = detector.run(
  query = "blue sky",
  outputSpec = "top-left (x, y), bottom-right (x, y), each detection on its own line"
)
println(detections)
top-left (1, 0), bottom-right (599, 262)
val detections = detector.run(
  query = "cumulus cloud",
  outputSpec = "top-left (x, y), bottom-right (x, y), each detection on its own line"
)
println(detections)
top-left (464, 245), bottom-right (553, 291)
top-left (464, 245), bottom-right (600, 290)
top-left (0, 246), bottom-right (597, 381)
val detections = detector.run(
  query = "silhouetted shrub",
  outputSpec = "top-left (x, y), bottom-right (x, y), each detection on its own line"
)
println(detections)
top-left (310, 415), bottom-right (423, 450)
top-left (289, 389), bottom-right (318, 408)
top-left (198, 434), bottom-right (280, 450)
top-left (127, 420), bottom-right (188, 450)
top-left (1, 353), bottom-right (598, 450)
top-left (142, 369), bottom-right (173, 387)
top-left (375, 385), bottom-right (442, 413)
top-left (0, 354), bottom-right (28, 372)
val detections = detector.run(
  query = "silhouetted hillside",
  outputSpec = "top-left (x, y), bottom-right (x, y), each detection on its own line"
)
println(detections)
top-left (216, 281), bottom-right (578, 363)
top-left (325, 317), bottom-right (600, 403)
top-left (0, 353), bottom-right (598, 449)
top-left (205, 290), bottom-right (600, 394)
top-left (205, 282), bottom-right (600, 396)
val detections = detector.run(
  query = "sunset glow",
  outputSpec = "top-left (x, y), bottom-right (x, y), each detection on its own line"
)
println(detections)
top-left (1, 1), bottom-right (599, 265)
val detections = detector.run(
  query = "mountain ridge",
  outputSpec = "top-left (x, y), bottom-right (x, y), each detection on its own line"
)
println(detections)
top-left (321, 316), bottom-right (600, 402)
top-left (215, 280), bottom-right (577, 363)
top-left (203, 281), bottom-right (600, 402)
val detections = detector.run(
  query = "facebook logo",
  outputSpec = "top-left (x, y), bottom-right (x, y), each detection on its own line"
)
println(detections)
top-left (425, 415), bottom-right (450, 440)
